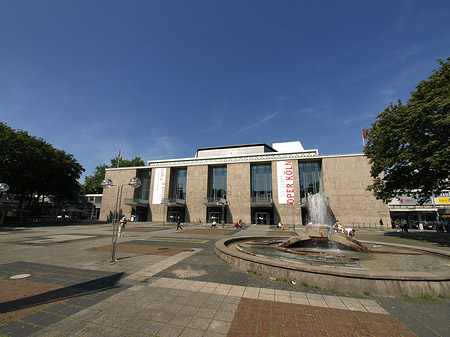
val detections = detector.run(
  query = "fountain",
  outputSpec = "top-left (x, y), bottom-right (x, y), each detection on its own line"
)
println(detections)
top-left (215, 194), bottom-right (450, 297)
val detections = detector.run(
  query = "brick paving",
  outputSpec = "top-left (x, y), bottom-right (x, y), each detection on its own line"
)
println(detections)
top-left (229, 298), bottom-right (416, 337)
top-left (0, 281), bottom-right (63, 325)
top-left (0, 223), bottom-right (448, 336)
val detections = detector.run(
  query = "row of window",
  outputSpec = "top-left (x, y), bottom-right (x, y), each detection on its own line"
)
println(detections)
top-left (136, 161), bottom-right (322, 203)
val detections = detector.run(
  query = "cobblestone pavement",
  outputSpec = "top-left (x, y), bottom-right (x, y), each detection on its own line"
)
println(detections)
top-left (0, 222), bottom-right (448, 336)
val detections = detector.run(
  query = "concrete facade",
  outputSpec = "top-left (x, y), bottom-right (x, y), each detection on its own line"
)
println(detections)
top-left (99, 143), bottom-right (389, 228)
top-left (227, 162), bottom-right (251, 224)
top-left (322, 155), bottom-right (390, 228)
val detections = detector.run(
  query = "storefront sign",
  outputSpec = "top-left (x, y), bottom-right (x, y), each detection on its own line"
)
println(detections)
top-left (399, 198), bottom-right (417, 204)
top-left (152, 168), bottom-right (166, 204)
top-left (277, 161), bottom-right (295, 204)
top-left (438, 197), bottom-right (450, 204)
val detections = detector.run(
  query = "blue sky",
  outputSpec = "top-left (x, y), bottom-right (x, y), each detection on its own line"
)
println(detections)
top-left (1, 0), bottom-right (449, 182)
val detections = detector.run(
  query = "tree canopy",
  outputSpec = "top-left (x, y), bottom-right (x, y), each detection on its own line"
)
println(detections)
top-left (0, 122), bottom-right (85, 204)
top-left (364, 58), bottom-right (450, 203)
top-left (81, 157), bottom-right (145, 194)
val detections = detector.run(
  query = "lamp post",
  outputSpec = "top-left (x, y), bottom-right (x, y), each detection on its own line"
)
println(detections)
top-left (101, 177), bottom-right (141, 262)
top-left (0, 183), bottom-right (10, 226)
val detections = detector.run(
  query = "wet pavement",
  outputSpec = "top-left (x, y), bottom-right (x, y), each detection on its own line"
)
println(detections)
top-left (0, 222), bottom-right (448, 336)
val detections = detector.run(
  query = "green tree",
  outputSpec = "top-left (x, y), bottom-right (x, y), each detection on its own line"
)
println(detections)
top-left (0, 123), bottom-right (85, 213)
top-left (364, 58), bottom-right (450, 203)
top-left (81, 157), bottom-right (145, 194)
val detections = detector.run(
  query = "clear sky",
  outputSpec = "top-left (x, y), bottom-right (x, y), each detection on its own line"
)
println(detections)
top-left (1, 0), bottom-right (449, 182)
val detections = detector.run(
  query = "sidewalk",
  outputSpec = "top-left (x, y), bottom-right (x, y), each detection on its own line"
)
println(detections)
top-left (0, 222), bottom-right (448, 336)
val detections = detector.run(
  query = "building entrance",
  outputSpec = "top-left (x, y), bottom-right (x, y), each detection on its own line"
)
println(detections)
top-left (167, 207), bottom-right (184, 223)
top-left (132, 206), bottom-right (148, 222)
top-left (251, 208), bottom-right (273, 225)
top-left (208, 210), bottom-right (221, 223)
top-left (255, 212), bottom-right (270, 225)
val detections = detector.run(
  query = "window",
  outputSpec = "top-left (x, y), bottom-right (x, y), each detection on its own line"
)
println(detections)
top-left (299, 161), bottom-right (321, 203)
top-left (170, 168), bottom-right (187, 200)
top-left (251, 164), bottom-right (272, 202)
top-left (138, 170), bottom-right (152, 200)
top-left (209, 166), bottom-right (227, 200)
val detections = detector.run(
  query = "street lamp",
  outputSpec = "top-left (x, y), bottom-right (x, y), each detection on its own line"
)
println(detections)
top-left (101, 177), bottom-right (142, 262)
top-left (0, 183), bottom-right (10, 226)
top-left (0, 183), bottom-right (9, 193)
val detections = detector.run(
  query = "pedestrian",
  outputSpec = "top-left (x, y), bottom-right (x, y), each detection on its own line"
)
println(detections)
top-left (177, 216), bottom-right (182, 230)
top-left (118, 216), bottom-right (127, 238)
top-left (345, 227), bottom-right (355, 239)
top-left (278, 221), bottom-right (285, 231)
top-left (394, 219), bottom-right (400, 231)
top-left (400, 220), bottom-right (408, 233)
top-left (379, 218), bottom-right (384, 231)
top-left (211, 220), bottom-right (217, 229)
top-left (334, 220), bottom-right (343, 233)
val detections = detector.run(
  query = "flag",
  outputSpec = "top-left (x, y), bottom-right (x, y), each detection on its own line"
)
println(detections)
top-left (118, 149), bottom-right (121, 157)
top-left (361, 128), bottom-right (366, 139)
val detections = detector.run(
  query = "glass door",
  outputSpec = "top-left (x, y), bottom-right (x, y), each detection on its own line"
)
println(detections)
top-left (255, 212), bottom-right (270, 225)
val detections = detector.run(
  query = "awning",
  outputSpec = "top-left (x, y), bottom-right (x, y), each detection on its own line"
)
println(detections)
top-left (390, 208), bottom-right (438, 212)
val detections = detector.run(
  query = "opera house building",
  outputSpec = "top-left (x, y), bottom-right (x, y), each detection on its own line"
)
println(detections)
top-left (100, 141), bottom-right (390, 227)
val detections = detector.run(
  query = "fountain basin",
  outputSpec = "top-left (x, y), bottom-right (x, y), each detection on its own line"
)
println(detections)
top-left (215, 236), bottom-right (450, 297)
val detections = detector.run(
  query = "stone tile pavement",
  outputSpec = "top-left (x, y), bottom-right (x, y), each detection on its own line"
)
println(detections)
top-left (0, 222), bottom-right (448, 336)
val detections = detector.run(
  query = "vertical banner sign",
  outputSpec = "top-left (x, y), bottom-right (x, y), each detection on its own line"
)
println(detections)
top-left (277, 161), bottom-right (295, 204)
top-left (152, 168), bottom-right (166, 204)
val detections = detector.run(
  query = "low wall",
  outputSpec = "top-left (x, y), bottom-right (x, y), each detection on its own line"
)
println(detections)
top-left (215, 237), bottom-right (450, 298)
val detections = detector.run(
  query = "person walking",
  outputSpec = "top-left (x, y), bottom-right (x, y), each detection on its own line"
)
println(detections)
top-left (118, 216), bottom-right (127, 238)
top-left (176, 216), bottom-right (182, 230)
top-left (379, 218), bottom-right (384, 231)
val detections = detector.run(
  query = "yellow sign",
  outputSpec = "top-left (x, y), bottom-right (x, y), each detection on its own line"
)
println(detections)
top-left (438, 197), bottom-right (450, 204)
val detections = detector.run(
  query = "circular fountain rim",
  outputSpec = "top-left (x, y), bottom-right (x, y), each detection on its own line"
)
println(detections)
top-left (216, 236), bottom-right (450, 281)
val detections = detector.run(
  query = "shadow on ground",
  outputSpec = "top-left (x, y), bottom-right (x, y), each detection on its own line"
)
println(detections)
top-left (383, 231), bottom-right (450, 247)
top-left (0, 272), bottom-right (125, 315)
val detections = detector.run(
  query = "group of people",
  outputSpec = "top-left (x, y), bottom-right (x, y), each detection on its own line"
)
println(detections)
top-left (333, 221), bottom-right (344, 233)
top-left (333, 220), bottom-right (355, 238)
top-left (234, 220), bottom-right (246, 229)
top-left (393, 219), bottom-right (408, 232)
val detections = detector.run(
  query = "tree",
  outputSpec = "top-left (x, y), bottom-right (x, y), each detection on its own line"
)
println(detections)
top-left (364, 58), bottom-right (450, 203)
top-left (0, 123), bottom-right (85, 213)
top-left (81, 157), bottom-right (145, 194)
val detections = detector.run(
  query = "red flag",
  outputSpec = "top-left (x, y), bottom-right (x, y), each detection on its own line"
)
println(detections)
top-left (361, 128), bottom-right (366, 139)
top-left (118, 149), bottom-right (121, 157)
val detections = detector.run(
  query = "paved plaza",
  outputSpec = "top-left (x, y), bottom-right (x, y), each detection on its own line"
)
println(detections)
top-left (0, 222), bottom-right (448, 336)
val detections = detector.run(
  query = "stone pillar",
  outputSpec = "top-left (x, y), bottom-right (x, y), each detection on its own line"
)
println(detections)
top-left (273, 160), bottom-right (302, 227)
top-left (148, 167), bottom-right (170, 223)
top-left (227, 163), bottom-right (251, 224)
top-left (186, 165), bottom-right (208, 223)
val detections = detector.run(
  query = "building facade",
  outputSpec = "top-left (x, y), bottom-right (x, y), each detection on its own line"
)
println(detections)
top-left (388, 191), bottom-right (450, 228)
top-left (100, 141), bottom-right (390, 227)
